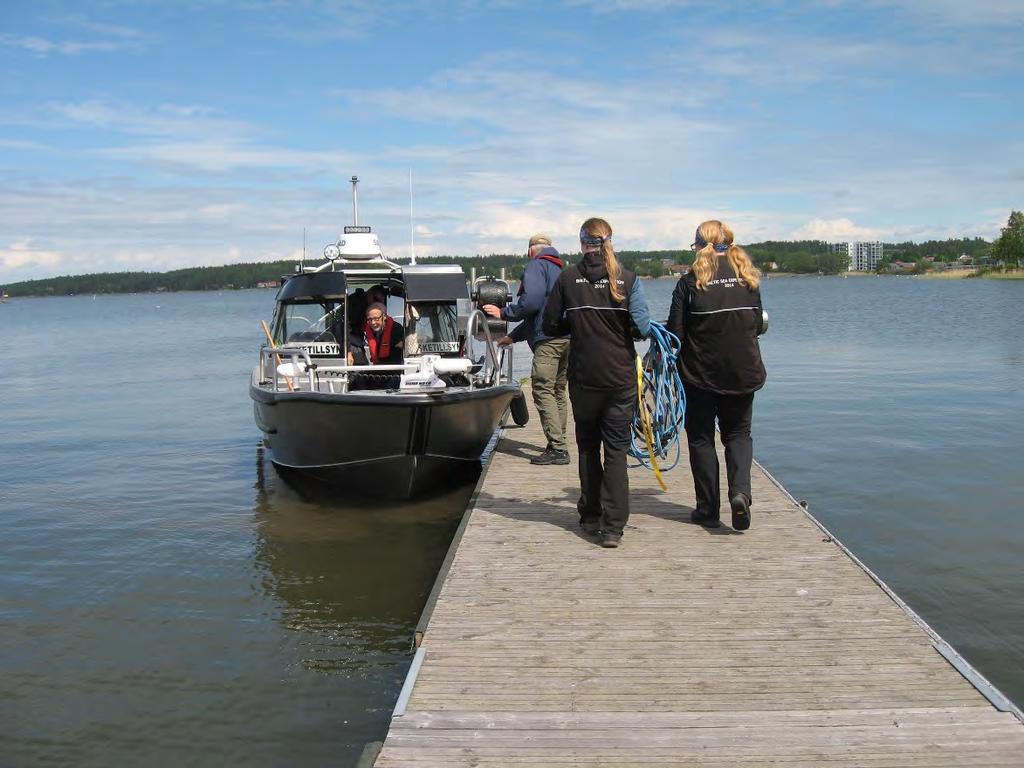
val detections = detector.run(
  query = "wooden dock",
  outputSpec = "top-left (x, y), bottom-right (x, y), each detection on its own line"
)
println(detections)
top-left (375, 391), bottom-right (1024, 766)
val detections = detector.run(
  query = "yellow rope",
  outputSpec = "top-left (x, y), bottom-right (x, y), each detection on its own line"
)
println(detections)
top-left (636, 355), bottom-right (667, 491)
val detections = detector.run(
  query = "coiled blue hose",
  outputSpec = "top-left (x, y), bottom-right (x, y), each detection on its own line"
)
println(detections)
top-left (630, 321), bottom-right (687, 472)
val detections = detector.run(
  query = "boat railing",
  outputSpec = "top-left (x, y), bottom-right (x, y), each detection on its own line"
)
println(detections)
top-left (259, 345), bottom-right (415, 393)
top-left (466, 309), bottom-right (502, 390)
top-left (259, 345), bottom-right (316, 391)
top-left (259, 311), bottom-right (507, 394)
top-left (497, 344), bottom-right (514, 386)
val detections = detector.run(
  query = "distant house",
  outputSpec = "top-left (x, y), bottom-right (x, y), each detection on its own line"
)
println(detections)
top-left (667, 264), bottom-right (690, 276)
top-left (957, 254), bottom-right (973, 264)
top-left (256, 280), bottom-right (282, 289)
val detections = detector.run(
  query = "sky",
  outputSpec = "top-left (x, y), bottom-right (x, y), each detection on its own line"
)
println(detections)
top-left (1, 0), bottom-right (1022, 282)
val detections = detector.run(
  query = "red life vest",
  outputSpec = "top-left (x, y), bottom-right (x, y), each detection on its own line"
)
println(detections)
top-left (364, 315), bottom-right (395, 364)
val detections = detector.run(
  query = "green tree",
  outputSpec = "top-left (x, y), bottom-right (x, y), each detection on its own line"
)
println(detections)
top-left (778, 251), bottom-right (818, 273)
top-left (818, 250), bottom-right (850, 274)
top-left (992, 210), bottom-right (1024, 268)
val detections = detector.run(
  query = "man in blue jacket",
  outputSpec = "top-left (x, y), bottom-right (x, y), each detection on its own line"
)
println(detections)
top-left (482, 234), bottom-right (570, 465)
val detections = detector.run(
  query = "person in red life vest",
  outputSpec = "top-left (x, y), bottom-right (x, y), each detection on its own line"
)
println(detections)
top-left (349, 302), bottom-right (405, 365)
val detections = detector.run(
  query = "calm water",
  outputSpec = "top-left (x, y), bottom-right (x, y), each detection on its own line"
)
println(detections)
top-left (0, 291), bottom-right (471, 766)
top-left (1, 276), bottom-right (1022, 764)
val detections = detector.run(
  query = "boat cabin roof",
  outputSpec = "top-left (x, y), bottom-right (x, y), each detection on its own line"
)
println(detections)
top-left (277, 271), bottom-right (348, 301)
top-left (403, 264), bottom-right (468, 302)
top-left (277, 263), bottom-right (468, 304)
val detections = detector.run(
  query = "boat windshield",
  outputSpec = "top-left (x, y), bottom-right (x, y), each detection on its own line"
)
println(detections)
top-left (274, 300), bottom-right (345, 345)
top-left (406, 301), bottom-right (460, 356)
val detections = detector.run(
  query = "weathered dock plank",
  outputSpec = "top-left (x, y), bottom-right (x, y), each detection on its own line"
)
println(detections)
top-left (376, 389), bottom-right (1024, 765)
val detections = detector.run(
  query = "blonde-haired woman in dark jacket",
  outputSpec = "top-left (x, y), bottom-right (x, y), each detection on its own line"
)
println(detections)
top-left (543, 217), bottom-right (651, 548)
top-left (667, 220), bottom-right (766, 531)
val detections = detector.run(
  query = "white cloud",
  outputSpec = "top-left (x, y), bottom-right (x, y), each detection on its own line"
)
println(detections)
top-left (864, 0), bottom-right (1024, 27)
top-left (680, 31), bottom-right (890, 86)
top-left (570, 0), bottom-right (1024, 27)
top-left (566, 0), bottom-right (719, 11)
top-left (44, 16), bottom-right (148, 40)
top-left (450, 201), bottom-right (780, 256)
top-left (0, 33), bottom-right (141, 56)
top-left (99, 141), bottom-right (358, 173)
top-left (0, 138), bottom-right (49, 151)
top-left (0, 240), bottom-right (65, 272)
top-left (29, 100), bottom-right (363, 174)
top-left (790, 218), bottom-right (882, 241)
top-left (338, 56), bottom-right (720, 212)
top-left (49, 100), bottom-right (252, 140)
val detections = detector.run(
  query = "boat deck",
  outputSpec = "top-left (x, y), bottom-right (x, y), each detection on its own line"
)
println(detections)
top-left (374, 390), bottom-right (1024, 766)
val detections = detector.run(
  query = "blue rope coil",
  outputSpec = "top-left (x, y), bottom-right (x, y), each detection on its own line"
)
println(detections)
top-left (630, 322), bottom-right (687, 471)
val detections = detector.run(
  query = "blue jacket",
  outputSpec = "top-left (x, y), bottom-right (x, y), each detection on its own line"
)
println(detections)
top-left (504, 247), bottom-right (565, 350)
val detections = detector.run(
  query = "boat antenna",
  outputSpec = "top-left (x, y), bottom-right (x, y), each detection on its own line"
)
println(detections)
top-left (350, 175), bottom-right (359, 225)
top-left (409, 168), bottom-right (417, 265)
top-left (301, 227), bottom-right (306, 269)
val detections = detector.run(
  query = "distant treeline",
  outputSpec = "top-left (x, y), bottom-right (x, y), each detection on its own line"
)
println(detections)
top-left (884, 237), bottom-right (992, 261)
top-left (1, 237), bottom-right (997, 297)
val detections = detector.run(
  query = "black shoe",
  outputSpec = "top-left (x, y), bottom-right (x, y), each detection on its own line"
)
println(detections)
top-left (531, 448), bottom-right (569, 465)
top-left (690, 509), bottom-right (721, 528)
top-left (600, 532), bottom-right (622, 548)
top-left (580, 518), bottom-right (601, 536)
top-left (730, 494), bottom-right (751, 531)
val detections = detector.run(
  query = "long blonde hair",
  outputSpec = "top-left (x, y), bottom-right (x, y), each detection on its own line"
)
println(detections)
top-left (580, 217), bottom-right (625, 302)
top-left (692, 219), bottom-right (760, 291)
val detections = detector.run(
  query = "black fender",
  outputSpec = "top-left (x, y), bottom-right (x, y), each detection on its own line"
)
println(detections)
top-left (509, 391), bottom-right (530, 426)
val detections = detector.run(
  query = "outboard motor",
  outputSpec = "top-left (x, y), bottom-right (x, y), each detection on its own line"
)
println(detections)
top-left (472, 276), bottom-right (513, 337)
top-left (470, 274), bottom-right (529, 426)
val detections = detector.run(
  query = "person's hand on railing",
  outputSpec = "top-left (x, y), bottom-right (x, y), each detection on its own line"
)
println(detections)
top-left (496, 335), bottom-right (513, 346)
top-left (481, 304), bottom-right (502, 319)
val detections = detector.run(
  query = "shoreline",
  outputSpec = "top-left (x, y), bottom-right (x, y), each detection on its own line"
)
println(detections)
top-left (7, 270), bottom-right (1022, 299)
top-left (918, 268), bottom-right (1024, 280)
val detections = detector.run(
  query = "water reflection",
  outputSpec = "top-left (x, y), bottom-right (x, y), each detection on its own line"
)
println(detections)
top-left (242, 446), bottom-right (477, 762)
top-left (251, 445), bottom-right (472, 668)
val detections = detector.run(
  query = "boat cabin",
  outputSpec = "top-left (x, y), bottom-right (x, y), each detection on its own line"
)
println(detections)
top-left (271, 264), bottom-right (470, 357)
top-left (266, 255), bottom-right (484, 393)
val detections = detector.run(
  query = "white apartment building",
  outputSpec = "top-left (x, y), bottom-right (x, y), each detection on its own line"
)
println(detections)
top-left (831, 241), bottom-right (884, 271)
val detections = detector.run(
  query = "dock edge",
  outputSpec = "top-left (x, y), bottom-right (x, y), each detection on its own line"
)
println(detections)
top-left (755, 457), bottom-right (1024, 723)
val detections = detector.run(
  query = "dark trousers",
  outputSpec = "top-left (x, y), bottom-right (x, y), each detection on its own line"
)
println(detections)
top-left (683, 383), bottom-right (755, 517)
top-left (571, 385), bottom-right (636, 535)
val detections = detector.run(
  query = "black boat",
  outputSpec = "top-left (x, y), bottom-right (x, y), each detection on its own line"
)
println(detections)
top-left (250, 178), bottom-right (523, 498)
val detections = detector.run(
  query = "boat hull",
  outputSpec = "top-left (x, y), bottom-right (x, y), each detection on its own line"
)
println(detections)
top-left (250, 382), bottom-right (519, 498)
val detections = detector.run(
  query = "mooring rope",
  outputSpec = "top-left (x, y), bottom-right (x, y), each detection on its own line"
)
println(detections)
top-left (630, 321), bottom-right (687, 484)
